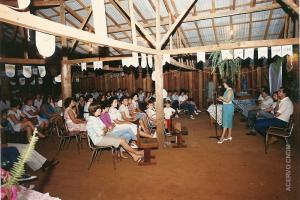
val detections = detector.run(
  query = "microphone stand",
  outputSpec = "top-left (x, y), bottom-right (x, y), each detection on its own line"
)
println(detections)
top-left (208, 89), bottom-right (220, 140)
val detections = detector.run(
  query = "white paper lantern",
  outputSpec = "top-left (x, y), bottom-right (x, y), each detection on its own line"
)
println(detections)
top-left (38, 66), bottom-right (46, 77)
top-left (23, 65), bottom-right (32, 78)
top-left (36, 31), bottom-right (56, 57)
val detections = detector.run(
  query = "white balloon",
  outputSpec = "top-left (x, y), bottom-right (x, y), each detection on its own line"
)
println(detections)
top-left (36, 31), bottom-right (55, 57)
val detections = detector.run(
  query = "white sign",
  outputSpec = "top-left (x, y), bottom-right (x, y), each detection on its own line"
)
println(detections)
top-left (93, 61), bottom-right (103, 70)
top-left (38, 66), bottom-right (46, 77)
top-left (197, 52), bottom-right (205, 62)
top-left (148, 55), bottom-right (153, 68)
top-left (162, 54), bottom-right (171, 65)
top-left (221, 50), bottom-right (233, 60)
top-left (141, 53), bottom-right (147, 68)
top-left (132, 52), bottom-right (139, 67)
top-left (5, 64), bottom-right (15, 78)
top-left (244, 48), bottom-right (254, 59)
top-left (271, 46), bottom-right (282, 58)
top-left (81, 63), bottom-right (87, 71)
top-left (258, 47), bottom-right (268, 59)
top-left (23, 65), bottom-right (32, 78)
top-left (234, 49), bottom-right (244, 59)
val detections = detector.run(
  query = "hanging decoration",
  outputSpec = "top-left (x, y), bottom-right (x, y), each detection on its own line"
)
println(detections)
top-left (23, 66), bottom-right (32, 78)
top-left (234, 49), bottom-right (244, 59)
top-left (17, 0), bottom-right (30, 9)
top-left (244, 48), bottom-right (254, 59)
top-left (36, 31), bottom-right (56, 57)
top-left (258, 47), bottom-right (268, 59)
top-left (81, 63), bottom-right (87, 71)
top-left (93, 61), bottom-right (103, 70)
top-left (30, 78), bottom-right (35, 85)
top-left (122, 57), bottom-right (129, 67)
top-left (151, 70), bottom-right (156, 81)
top-left (162, 54), bottom-right (171, 64)
top-left (163, 89), bottom-right (167, 98)
top-left (37, 66), bottom-right (46, 77)
top-left (221, 50), bottom-right (233, 60)
top-left (5, 64), bottom-right (15, 78)
top-left (132, 52), bottom-right (139, 67)
top-left (54, 75), bottom-right (61, 83)
top-left (19, 77), bottom-right (26, 85)
top-left (148, 55), bottom-right (153, 68)
top-left (141, 53), bottom-right (147, 68)
top-left (271, 46), bottom-right (282, 58)
top-left (197, 52), bottom-right (205, 63)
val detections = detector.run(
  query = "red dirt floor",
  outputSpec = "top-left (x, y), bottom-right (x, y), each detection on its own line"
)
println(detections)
top-left (32, 113), bottom-right (299, 200)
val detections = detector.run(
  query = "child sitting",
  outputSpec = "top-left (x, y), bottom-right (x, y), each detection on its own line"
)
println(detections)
top-left (145, 100), bottom-right (157, 138)
top-left (164, 100), bottom-right (175, 136)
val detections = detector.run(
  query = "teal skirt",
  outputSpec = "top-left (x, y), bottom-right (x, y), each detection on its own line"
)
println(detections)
top-left (222, 103), bottom-right (234, 128)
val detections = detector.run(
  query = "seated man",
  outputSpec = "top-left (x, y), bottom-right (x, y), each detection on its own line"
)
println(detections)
top-left (247, 90), bottom-right (273, 130)
top-left (178, 91), bottom-right (198, 119)
top-left (253, 87), bottom-right (294, 136)
top-left (256, 91), bottom-right (279, 120)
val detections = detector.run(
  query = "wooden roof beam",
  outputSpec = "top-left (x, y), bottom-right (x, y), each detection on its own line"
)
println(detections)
top-left (64, 55), bottom-right (131, 64)
top-left (0, 57), bottom-right (58, 64)
top-left (277, 0), bottom-right (299, 15)
top-left (0, 0), bottom-right (60, 8)
top-left (0, 4), bottom-right (158, 54)
top-left (162, 38), bottom-right (299, 55)
top-left (159, 0), bottom-right (198, 49)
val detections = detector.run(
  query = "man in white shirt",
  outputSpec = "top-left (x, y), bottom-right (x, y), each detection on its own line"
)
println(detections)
top-left (254, 87), bottom-right (293, 136)
top-left (247, 90), bottom-right (273, 129)
top-left (23, 98), bottom-right (49, 129)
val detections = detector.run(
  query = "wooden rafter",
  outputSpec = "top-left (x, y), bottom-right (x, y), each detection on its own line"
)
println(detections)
top-left (264, 10), bottom-right (274, 39)
top-left (192, 5), bottom-right (204, 46)
top-left (0, 57), bottom-right (58, 64)
top-left (211, 0), bottom-right (219, 45)
top-left (162, 38), bottom-right (299, 55)
top-left (248, 0), bottom-right (256, 41)
top-left (128, 0), bottom-right (137, 45)
top-left (65, 55), bottom-right (131, 64)
top-left (159, 0), bottom-right (198, 49)
top-left (0, 0), bottom-right (60, 8)
top-left (110, 0), bottom-right (156, 48)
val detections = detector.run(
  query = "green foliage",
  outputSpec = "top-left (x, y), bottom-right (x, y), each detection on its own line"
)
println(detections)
top-left (209, 51), bottom-right (241, 84)
top-left (3, 129), bottom-right (39, 187)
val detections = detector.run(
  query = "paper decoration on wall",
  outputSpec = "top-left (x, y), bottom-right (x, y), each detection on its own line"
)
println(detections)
top-left (32, 68), bottom-right (38, 75)
top-left (281, 45), bottom-right (293, 56)
top-left (81, 63), bottom-right (87, 71)
top-left (122, 57), bottom-right (129, 67)
top-left (54, 75), bottom-right (61, 83)
top-left (271, 46), bottom-right (282, 58)
top-left (197, 52), bottom-right (205, 63)
top-left (221, 50), bottom-right (233, 60)
top-left (234, 49), bottom-right (244, 59)
top-left (38, 77), bottom-right (43, 85)
top-left (148, 55), bottom-right (153, 68)
top-left (38, 66), bottom-right (46, 77)
top-left (162, 54), bottom-right (171, 64)
top-left (19, 77), bottom-right (26, 85)
top-left (258, 47), bottom-right (268, 59)
top-left (36, 31), bottom-right (55, 57)
top-left (244, 48), bottom-right (254, 59)
top-left (23, 65), bottom-right (32, 78)
top-left (93, 61), bottom-right (103, 70)
top-left (151, 70), bottom-right (156, 81)
top-left (141, 53), bottom-right (147, 68)
top-left (18, 0), bottom-right (30, 9)
top-left (5, 64), bottom-right (15, 78)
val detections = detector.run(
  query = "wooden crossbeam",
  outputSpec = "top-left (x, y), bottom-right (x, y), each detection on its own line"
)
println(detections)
top-left (106, 3), bottom-right (281, 34)
top-left (0, 57), bottom-right (58, 64)
top-left (0, 0), bottom-right (60, 8)
top-left (91, 0), bottom-right (107, 38)
top-left (111, 0), bottom-right (156, 48)
top-left (159, 0), bottom-right (198, 49)
top-left (170, 58), bottom-right (196, 70)
top-left (0, 4), bottom-right (158, 54)
top-left (162, 38), bottom-right (299, 55)
top-left (64, 55), bottom-right (131, 65)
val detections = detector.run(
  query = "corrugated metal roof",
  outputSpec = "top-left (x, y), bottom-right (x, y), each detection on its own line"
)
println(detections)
top-left (216, 26), bottom-right (230, 41)
top-left (272, 8), bottom-right (285, 18)
top-left (252, 10), bottom-right (270, 21)
top-left (214, 16), bottom-right (230, 26)
top-left (66, 0), bottom-right (83, 11)
top-left (215, 0), bottom-right (231, 9)
top-left (251, 21), bottom-right (268, 37)
top-left (197, 19), bottom-right (212, 28)
top-left (235, 0), bottom-right (251, 6)
top-left (268, 19), bottom-right (285, 35)
top-left (232, 14), bottom-right (249, 24)
top-left (201, 28), bottom-right (215, 42)
top-left (134, 0), bottom-right (155, 19)
top-left (105, 3), bottom-right (127, 24)
top-left (234, 23), bottom-right (249, 39)
top-left (196, 0), bottom-right (211, 11)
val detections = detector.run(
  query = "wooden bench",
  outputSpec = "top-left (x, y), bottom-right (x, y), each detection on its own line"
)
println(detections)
top-left (171, 122), bottom-right (187, 148)
top-left (137, 131), bottom-right (158, 165)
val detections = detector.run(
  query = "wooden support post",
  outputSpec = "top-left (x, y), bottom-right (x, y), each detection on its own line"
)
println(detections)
top-left (154, 54), bottom-right (164, 147)
top-left (61, 58), bottom-right (72, 99)
top-left (198, 70), bottom-right (203, 110)
top-left (257, 67), bottom-right (262, 91)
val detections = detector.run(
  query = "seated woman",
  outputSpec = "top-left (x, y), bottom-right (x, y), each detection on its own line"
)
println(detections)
top-left (64, 97), bottom-right (87, 135)
top-left (7, 99), bottom-right (46, 140)
top-left (39, 95), bottom-right (60, 122)
top-left (128, 93), bottom-right (147, 120)
top-left (83, 95), bottom-right (93, 121)
top-left (109, 98), bottom-right (152, 138)
top-left (23, 98), bottom-right (49, 130)
top-left (86, 103), bottom-right (143, 162)
top-left (100, 101), bottom-right (137, 146)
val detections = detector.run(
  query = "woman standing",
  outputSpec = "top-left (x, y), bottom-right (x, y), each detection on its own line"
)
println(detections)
top-left (217, 80), bottom-right (234, 144)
